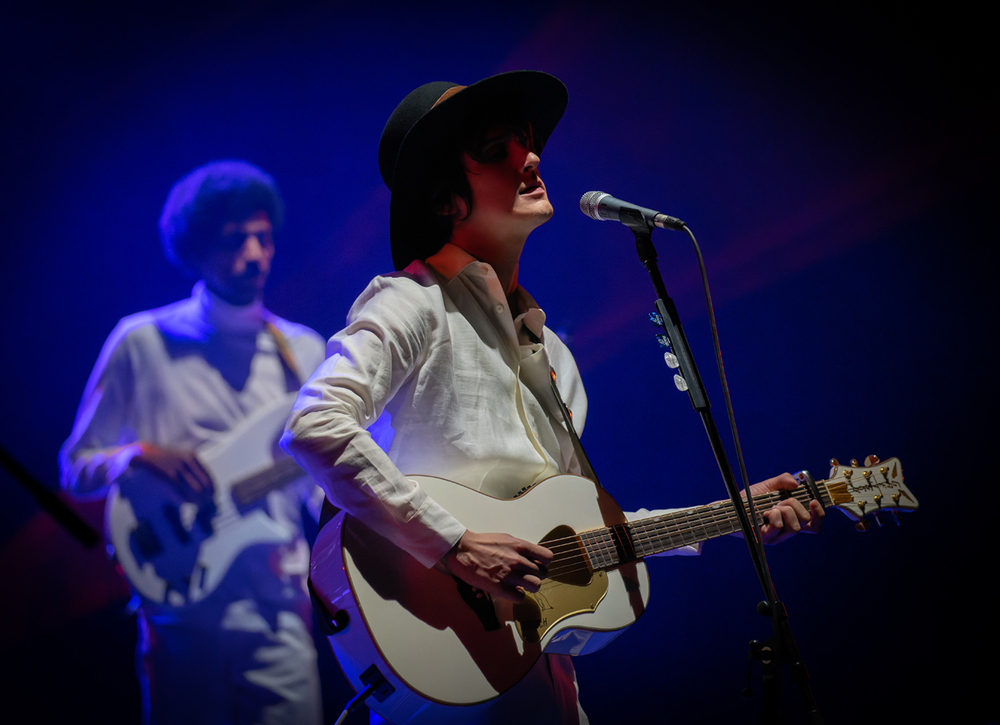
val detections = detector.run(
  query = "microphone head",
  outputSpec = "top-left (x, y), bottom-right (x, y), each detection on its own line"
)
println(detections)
top-left (579, 191), bottom-right (610, 221)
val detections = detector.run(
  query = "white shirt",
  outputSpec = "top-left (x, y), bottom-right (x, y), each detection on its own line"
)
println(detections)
top-left (60, 281), bottom-right (328, 725)
top-left (282, 244), bottom-right (588, 567)
top-left (62, 281), bottom-right (327, 496)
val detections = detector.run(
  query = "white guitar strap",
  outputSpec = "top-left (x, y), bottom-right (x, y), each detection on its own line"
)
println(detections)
top-left (548, 367), bottom-right (601, 486)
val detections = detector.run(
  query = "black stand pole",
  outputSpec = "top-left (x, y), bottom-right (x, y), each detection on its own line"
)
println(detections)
top-left (0, 443), bottom-right (100, 548)
top-left (629, 223), bottom-right (822, 724)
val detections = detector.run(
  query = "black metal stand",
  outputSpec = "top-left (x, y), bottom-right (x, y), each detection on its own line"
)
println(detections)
top-left (0, 442), bottom-right (99, 548)
top-left (628, 223), bottom-right (821, 724)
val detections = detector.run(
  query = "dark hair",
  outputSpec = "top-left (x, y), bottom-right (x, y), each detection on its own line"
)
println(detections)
top-left (159, 160), bottom-right (284, 270)
top-left (414, 116), bottom-right (536, 261)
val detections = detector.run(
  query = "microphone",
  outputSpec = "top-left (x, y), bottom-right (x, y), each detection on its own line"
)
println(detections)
top-left (579, 191), bottom-right (685, 231)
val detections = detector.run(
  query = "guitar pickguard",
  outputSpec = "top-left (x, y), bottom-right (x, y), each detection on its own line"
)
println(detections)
top-left (513, 525), bottom-right (609, 644)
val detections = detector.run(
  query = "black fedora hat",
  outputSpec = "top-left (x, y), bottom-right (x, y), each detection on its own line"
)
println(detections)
top-left (378, 70), bottom-right (568, 270)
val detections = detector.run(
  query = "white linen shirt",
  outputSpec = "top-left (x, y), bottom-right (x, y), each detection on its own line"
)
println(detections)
top-left (282, 244), bottom-right (588, 568)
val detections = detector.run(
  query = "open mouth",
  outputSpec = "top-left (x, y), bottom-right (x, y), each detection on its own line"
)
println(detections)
top-left (519, 183), bottom-right (544, 195)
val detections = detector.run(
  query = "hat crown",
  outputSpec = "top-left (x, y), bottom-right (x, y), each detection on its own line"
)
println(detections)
top-left (378, 81), bottom-right (458, 190)
top-left (377, 71), bottom-right (568, 271)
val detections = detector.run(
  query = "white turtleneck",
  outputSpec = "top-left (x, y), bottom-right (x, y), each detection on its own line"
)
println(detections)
top-left (60, 281), bottom-right (326, 496)
top-left (60, 282), bottom-right (328, 724)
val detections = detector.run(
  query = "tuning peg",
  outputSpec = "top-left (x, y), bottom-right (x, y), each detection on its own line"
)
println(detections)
top-left (873, 513), bottom-right (883, 528)
top-left (855, 519), bottom-right (871, 532)
top-left (829, 458), bottom-right (840, 467)
top-left (891, 511), bottom-right (901, 526)
top-left (649, 312), bottom-right (664, 327)
top-left (864, 455), bottom-right (880, 466)
top-left (850, 459), bottom-right (859, 467)
top-left (655, 333), bottom-right (671, 348)
top-left (663, 352), bottom-right (679, 369)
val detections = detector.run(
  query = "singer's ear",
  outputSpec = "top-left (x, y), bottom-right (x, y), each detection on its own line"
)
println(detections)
top-left (434, 192), bottom-right (468, 219)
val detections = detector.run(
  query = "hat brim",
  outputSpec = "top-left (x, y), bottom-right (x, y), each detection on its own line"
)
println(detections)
top-left (388, 71), bottom-right (568, 270)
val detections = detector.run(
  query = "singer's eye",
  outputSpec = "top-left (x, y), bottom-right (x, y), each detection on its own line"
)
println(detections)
top-left (465, 121), bottom-right (535, 164)
top-left (468, 130), bottom-right (511, 163)
top-left (479, 138), bottom-right (509, 162)
top-left (511, 124), bottom-right (534, 151)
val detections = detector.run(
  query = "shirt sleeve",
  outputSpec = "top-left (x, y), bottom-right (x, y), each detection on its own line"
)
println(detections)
top-left (275, 320), bottom-right (333, 516)
top-left (59, 321), bottom-right (142, 498)
top-left (280, 275), bottom-right (466, 568)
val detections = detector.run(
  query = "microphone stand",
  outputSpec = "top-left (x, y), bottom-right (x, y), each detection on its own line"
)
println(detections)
top-left (626, 221), bottom-right (821, 724)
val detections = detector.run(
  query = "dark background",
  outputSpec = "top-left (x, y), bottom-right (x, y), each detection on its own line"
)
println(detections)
top-left (1, 1), bottom-right (994, 722)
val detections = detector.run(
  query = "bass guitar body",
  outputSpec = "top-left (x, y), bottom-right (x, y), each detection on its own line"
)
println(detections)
top-left (106, 393), bottom-right (307, 607)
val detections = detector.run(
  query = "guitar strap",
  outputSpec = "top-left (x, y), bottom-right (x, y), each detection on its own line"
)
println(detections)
top-left (548, 367), bottom-right (602, 486)
top-left (265, 320), bottom-right (303, 386)
top-left (520, 313), bottom-right (601, 487)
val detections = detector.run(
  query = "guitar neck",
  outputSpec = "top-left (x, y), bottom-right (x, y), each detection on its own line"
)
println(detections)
top-left (580, 482), bottom-right (833, 570)
top-left (230, 456), bottom-right (306, 508)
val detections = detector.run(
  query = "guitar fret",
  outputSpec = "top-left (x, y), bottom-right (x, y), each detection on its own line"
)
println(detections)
top-left (629, 513), bottom-right (700, 556)
top-left (579, 529), bottom-right (619, 570)
top-left (576, 469), bottom-right (898, 572)
top-left (624, 486), bottom-right (821, 558)
top-left (232, 457), bottom-right (305, 507)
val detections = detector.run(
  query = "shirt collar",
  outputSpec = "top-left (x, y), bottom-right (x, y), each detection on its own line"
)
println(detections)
top-left (424, 244), bottom-right (547, 345)
top-left (423, 243), bottom-right (484, 282)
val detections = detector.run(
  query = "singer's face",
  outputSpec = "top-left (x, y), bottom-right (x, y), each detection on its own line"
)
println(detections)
top-left (456, 124), bottom-right (553, 243)
top-left (196, 210), bottom-right (274, 306)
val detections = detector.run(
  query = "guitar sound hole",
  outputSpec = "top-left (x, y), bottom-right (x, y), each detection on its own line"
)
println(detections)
top-left (542, 525), bottom-right (592, 587)
top-left (512, 525), bottom-right (601, 645)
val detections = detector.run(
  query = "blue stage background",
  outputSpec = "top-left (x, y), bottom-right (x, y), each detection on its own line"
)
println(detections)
top-left (1, 2), bottom-right (993, 722)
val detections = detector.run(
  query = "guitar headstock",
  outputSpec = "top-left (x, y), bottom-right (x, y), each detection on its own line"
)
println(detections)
top-left (822, 456), bottom-right (916, 531)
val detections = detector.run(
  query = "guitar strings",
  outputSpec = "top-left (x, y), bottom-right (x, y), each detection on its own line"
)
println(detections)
top-left (542, 487), bottom-right (822, 579)
top-left (544, 494), bottom-right (792, 579)
top-left (540, 487), bottom-right (809, 556)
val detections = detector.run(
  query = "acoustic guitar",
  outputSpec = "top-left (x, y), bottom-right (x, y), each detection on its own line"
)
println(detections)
top-left (309, 456), bottom-right (915, 724)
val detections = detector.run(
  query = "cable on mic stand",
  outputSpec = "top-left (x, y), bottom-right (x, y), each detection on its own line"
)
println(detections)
top-left (585, 194), bottom-right (822, 723)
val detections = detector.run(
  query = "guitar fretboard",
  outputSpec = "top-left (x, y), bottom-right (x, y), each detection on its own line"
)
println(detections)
top-left (579, 484), bottom-right (833, 570)
top-left (231, 456), bottom-right (307, 508)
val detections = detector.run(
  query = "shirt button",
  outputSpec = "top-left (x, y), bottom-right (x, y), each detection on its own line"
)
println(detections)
top-left (495, 304), bottom-right (504, 314)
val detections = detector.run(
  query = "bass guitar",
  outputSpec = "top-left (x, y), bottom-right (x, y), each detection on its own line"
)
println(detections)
top-left (106, 393), bottom-right (311, 607)
top-left (309, 455), bottom-right (915, 724)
